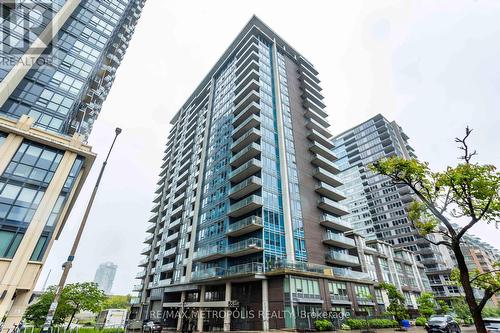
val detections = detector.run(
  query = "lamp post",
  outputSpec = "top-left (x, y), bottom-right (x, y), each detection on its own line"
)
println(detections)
top-left (42, 127), bottom-right (122, 332)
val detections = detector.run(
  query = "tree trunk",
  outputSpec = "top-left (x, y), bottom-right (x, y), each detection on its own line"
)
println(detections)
top-left (452, 240), bottom-right (486, 333)
top-left (66, 310), bottom-right (76, 331)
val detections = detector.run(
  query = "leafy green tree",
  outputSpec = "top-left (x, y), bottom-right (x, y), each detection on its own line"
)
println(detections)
top-left (379, 282), bottom-right (409, 327)
top-left (103, 295), bottom-right (131, 309)
top-left (452, 298), bottom-right (473, 324)
top-left (62, 282), bottom-right (106, 329)
top-left (437, 300), bottom-right (450, 315)
top-left (24, 286), bottom-right (72, 327)
top-left (370, 127), bottom-right (500, 333)
top-left (417, 292), bottom-right (436, 318)
top-left (24, 283), bottom-right (106, 328)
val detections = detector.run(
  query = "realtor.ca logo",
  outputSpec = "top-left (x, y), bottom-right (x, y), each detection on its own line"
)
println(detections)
top-left (0, 0), bottom-right (57, 69)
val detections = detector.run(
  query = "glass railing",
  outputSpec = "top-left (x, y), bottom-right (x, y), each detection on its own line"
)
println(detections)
top-left (229, 159), bottom-right (261, 179)
top-left (315, 167), bottom-right (343, 185)
top-left (229, 176), bottom-right (261, 195)
top-left (317, 181), bottom-right (346, 199)
top-left (229, 195), bottom-right (262, 213)
top-left (333, 267), bottom-right (371, 280)
top-left (326, 251), bottom-right (359, 265)
top-left (319, 197), bottom-right (349, 214)
top-left (227, 237), bottom-right (263, 254)
top-left (323, 232), bottom-right (355, 247)
top-left (191, 267), bottom-right (225, 281)
top-left (226, 262), bottom-right (264, 276)
top-left (194, 244), bottom-right (224, 260)
top-left (227, 216), bottom-right (262, 234)
top-left (268, 259), bottom-right (326, 274)
top-left (320, 214), bottom-right (352, 230)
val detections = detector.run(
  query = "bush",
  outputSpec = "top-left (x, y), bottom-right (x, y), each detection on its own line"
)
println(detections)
top-left (341, 323), bottom-right (351, 330)
top-left (314, 319), bottom-right (333, 331)
top-left (415, 317), bottom-right (427, 326)
top-left (345, 318), bottom-right (398, 329)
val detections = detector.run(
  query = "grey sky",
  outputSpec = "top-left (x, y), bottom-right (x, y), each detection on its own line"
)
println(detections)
top-left (37, 0), bottom-right (500, 295)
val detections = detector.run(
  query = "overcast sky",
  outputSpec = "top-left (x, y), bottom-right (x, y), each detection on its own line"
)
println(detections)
top-left (37, 0), bottom-right (500, 295)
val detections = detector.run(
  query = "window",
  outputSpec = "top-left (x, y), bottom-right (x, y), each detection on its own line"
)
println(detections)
top-left (0, 230), bottom-right (24, 259)
top-left (290, 277), bottom-right (320, 299)
top-left (328, 281), bottom-right (348, 300)
top-left (354, 284), bottom-right (371, 300)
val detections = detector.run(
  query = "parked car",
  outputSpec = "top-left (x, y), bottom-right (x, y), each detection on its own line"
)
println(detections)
top-left (425, 315), bottom-right (461, 333)
top-left (143, 321), bottom-right (162, 333)
top-left (485, 318), bottom-right (500, 333)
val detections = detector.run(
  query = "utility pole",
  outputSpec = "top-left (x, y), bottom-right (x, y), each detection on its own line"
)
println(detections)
top-left (42, 128), bottom-right (122, 332)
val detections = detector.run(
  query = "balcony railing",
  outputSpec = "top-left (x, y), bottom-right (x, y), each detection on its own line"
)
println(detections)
top-left (226, 262), bottom-right (264, 277)
top-left (230, 143), bottom-right (261, 167)
top-left (323, 232), bottom-right (355, 249)
top-left (228, 159), bottom-right (261, 183)
top-left (193, 244), bottom-right (226, 262)
top-left (313, 167), bottom-right (343, 187)
top-left (191, 267), bottom-right (225, 281)
top-left (333, 267), bottom-right (372, 280)
top-left (229, 176), bottom-right (262, 200)
top-left (226, 216), bottom-right (263, 237)
top-left (226, 237), bottom-right (263, 257)
top-left (325, 251), bottom-right (360, 266)
top-left (318, 196), bottom-right (350, 216)
top-left (320, 214), bottom-right (352, 232)
top-left (228, 195), bottom-right (262, 217)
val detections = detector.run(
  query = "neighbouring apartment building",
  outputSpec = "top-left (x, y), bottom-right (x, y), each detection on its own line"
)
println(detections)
top-left (332, 114), bottom-right (454, 275)
top-left (0, 0), bottom-right (144, 328)
top-left (131, 17), bottom-right (427, 332)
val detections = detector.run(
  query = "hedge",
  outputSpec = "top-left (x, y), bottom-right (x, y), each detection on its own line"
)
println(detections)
top-left (344, 318), bottom-right (398, 329)
top-left (415, 317), bottom-right (427, 326)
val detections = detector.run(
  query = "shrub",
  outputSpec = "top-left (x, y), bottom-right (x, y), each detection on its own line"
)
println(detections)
top-left (314, 319), bottom-right (333, 331)
top-left (341, 323), bottom-right (351, 330)
top-left (344, 318), bottom-right (397, 329)
top-left (345, 319), bottom-right (366, 329)
top-left (415, 317), bottom-right (427, 326)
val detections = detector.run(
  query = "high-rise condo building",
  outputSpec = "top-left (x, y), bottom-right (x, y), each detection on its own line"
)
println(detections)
top-left (94, 262), bottom-right (118, 294)
top-left (132, 16), bottom-right (399, 332)
top-left (0, 0), bottom-right (144, 328)
top-left (332, 114), bottom-right (453, 273)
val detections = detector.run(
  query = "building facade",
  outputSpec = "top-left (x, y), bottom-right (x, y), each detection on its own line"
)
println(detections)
top-left (332, 114), bottom-right (453, 274)
top-left (0, 0), bottom-right (145, 328)
top-left (94, 261), bottom-right (118, 294)
top-left (131, 17), bottom-right (387, 331)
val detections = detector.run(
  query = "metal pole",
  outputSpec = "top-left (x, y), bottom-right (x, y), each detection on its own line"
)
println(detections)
top-left (41, 128), bottom-right (122, 332)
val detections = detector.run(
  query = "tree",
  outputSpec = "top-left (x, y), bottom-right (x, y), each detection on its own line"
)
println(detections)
top-left (379, 282), bottom-right (409, 327)
top-left (436, 300), bottom-right (450, 315)
top-left (370, 127), bottom-right (500, 333)
top-left (24, 283), bottom-right (106, 329)
top-left (103, 295), bottom-right (131, 309)
top-left (451, 298), bottom-right (473, 324)
top-left (417, 292), bottom-right (436, 318)
top-left (24, 286), bottom-right (72, 327)
top-left (62, 282), bottom-right (106, 330)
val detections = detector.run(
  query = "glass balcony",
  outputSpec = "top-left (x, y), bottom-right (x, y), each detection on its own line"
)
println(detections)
top-left (164, 247), bottom-right (176, 257)
top-left (135, 270), bottom-right (146, 278)
top-left (305, 118), bottom-right (331, 138)
top-left (226, 216), bottom-right (263, 237)
top-left (234, 79), bottom-right (260, 106)
top-left (301, 79), bottom-right (324, 105)
top-left (230, 143), bottom-right (261, 168)
top-left (315, 181), bottom-right (347, 201)
top-left (304, 107), bottom-right (329, 128)
top-left (228, 159), bottom-right (261, 184)
top-left (232, 114), bottom-right (260, 139)
top-left (325, 251), bottom-right (360, 266)
top-left (226, 262), bottom-right (264, 277)
top-left (193, 244), bottom-right (226, 262)
top-left (228, 195), bottom-right (263, 217)
top-left (309, 140), bottom-right (336, 161)
top-left (191, 267), bottom-right (225, 281)
top-left (169, 218), bottom-right (181, 230)
top-left (307, 129), bottom-right (333, 148)
top-left (226, 237), bottom-right (263, 257)
top-left (161, 262), bottom-right (174, 272)
top-left (236, 39), bottom-right (258, 66)
top-left (144, 233), bottom-right (154, 244)
top-left (231, 128), bottom-right (261, 153)
top-left (233, 100), bottom-right (260, 127)
top-left (157, 279), bottom-right (172, 287)
top-left (322, 232), bottom-right (355, 249)
top-left (313, 167), bottom-right (343, 187)
top-left (229, 176), bottom-right (262, 200)
top-left (303, 95), bottom-right (325, 114)
top-left (302, 88), bottom-right (325, 111)
top-left (320, 214), bottom-right (352, 232)
top-left (141, 245), bottom-right (152, 255)
top-left (138, 258), bottom-right (149, 267)
top-left (318, 196), bottom-right (350, 216)
top-left (132, 284), bottom-right (143, 292)
top-left (165, 232), bottom-right (179, 244)
top-left (311, 153), bottom-right (340, 174)
top-left (236, 56), bottom-right (259, 79)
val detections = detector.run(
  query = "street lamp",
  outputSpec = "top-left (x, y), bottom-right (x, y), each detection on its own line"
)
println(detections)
top-left (41, 128), bottom-right (122, 332)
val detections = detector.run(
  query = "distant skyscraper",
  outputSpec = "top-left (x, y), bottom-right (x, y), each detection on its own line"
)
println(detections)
top-left (332, 114), bottom-right (451, 272)
top-left (0, 0), bottom-right (145, 328)
top-left (94, 262), bottom-right (117, 294)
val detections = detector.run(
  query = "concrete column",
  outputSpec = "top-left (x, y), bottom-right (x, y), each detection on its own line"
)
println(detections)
top-left (197, 285), bottom-right (205, 332)
top-left (223, 282), bottom-right (231, 332)
top-left (0, 150), bottom-right (78, 323)
top-left (176, 291), bottom-right (186, 331)
top-left (262, 280), bottom-right (269, 332)
top-left (1, 290), bottom-right (31, 331)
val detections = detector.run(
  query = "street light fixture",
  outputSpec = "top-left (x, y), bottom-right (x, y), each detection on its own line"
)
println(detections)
top-left (41, 128), bottom-right (122, 332)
